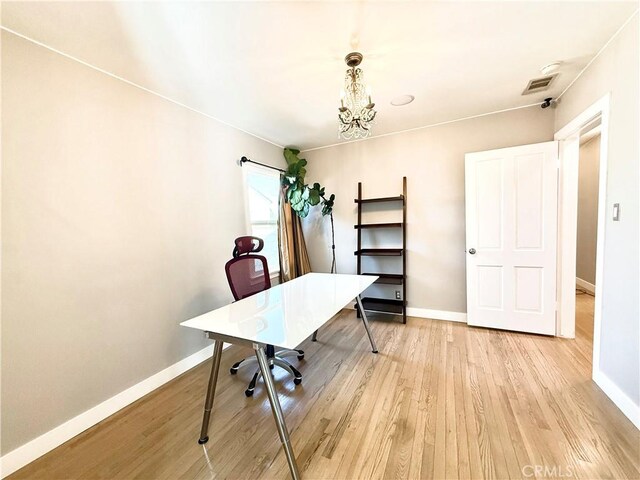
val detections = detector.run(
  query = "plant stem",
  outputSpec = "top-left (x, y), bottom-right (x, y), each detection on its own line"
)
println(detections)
top-left (329, 211), bottom-right (336, 274)
top-left (320, 194), bottom-right (337, 274)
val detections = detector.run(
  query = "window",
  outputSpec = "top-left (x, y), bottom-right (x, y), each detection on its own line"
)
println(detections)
top-left (243, 164), bottom-right (281, 275)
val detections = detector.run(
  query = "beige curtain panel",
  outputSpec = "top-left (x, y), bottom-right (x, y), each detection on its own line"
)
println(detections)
top-left (278, 186), bottom-right (312, 282)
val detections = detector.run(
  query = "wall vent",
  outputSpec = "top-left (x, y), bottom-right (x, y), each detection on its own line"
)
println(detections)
top-left (522, 73), bottom-right (558, 95)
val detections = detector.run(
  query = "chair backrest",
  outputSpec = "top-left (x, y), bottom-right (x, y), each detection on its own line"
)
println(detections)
top-left (225, 236), bottom-right (271, 301)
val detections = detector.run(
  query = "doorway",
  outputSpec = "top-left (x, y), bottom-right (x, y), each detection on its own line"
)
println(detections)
top-left (555, 94), bottom-right (610, 380)
top-left (575, 120), bottom-right (601, 348)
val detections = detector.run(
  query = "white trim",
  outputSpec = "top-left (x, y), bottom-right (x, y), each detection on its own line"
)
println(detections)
top-left (555, 93), bottom-right (611, 139)
top-left (0, 344), bottom-right (221, 478)
top-left (576, 277), bottom-right (595, 295)
top-left (557, 9), bottom-right (639, 101)
top-left (302, 11), bottom-right (638, 154)
top-left (554, 94), bottom-right (639, 433)
top-left (406, 308), bottom-right (467, 323)
top-left (5, 9), bottom-right (636, 156)
top-left (556, 133), bottom-right (580, 338)
top-left (0, 27), bottom-right (283, 149)
top-left (241, 163), bottom-right (282, 275)
top-left (554, 94), bottom-right (610, 384)
top-left (302, 104), bottom-right (539, 153)
top-left (345, 306), bottom-right (467, 323)
top-left (593, 369), bottom-right (640, 430)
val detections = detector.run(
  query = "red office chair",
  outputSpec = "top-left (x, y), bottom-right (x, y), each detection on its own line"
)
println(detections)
top-left (225, 236), bottom-right (304, 396)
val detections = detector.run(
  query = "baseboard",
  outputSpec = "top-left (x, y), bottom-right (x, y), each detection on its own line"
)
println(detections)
top-left (346, 305), bottom-right (467, 323)
top-left (0, 343), bottom-right (220, 478)
top-left (576, 277), bottom-right (596, 294)
top-left (593, 369), bottom-right (640, 430)
top-left (406, 307), bottom-right (467, 323)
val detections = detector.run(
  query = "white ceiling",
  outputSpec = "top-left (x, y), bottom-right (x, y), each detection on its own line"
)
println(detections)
top-left (2, 1), bottom-right (637, 150)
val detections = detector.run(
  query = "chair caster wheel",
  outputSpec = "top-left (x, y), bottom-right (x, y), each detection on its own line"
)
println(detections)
top-left (294, 377), bottom-right (302, 385)
top-left (230, 367), bottom-right (238, 374)
top-left (198, 436), bottom-right (209, 444)
top-left (245, 389), bottom-right (254, 397)
top-left (297, 354), bottom-right (304, 360)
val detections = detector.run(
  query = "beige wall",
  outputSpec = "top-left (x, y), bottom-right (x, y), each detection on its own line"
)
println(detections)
top-left (302, 107), bottom-right (555, 314)
top-left (555, 15), bottom-right (639, 405)
top-left (1, 32), bottom-right (284, 454)
top-left (576, 135), bottom-right (600, 285)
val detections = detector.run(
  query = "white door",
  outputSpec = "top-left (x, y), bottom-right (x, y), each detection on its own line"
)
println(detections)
top-left (465, 141), bottom-right (558, 335)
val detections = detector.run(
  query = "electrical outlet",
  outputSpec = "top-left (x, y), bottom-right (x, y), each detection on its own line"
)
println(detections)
top-left (395, 291), bottom-right (401, 300)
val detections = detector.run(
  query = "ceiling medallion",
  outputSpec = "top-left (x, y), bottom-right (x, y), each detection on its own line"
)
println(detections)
top-left (338, 52), bottom-right (377, 140)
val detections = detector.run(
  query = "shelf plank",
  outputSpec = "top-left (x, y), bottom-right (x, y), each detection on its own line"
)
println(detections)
top-left (361, 273), bottom-right (404, 285)
top-left (354, 248), bottom-right (403, 256)
top-left (358, 297), bottom-right (405, 314)
top-left (354, 223), bottom-right (403, 229)
top-left (354, 195), bottom-right (404, 204)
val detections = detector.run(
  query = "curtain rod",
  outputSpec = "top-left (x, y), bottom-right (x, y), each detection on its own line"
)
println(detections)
top-left (240, 156), bottom-right (286, 173)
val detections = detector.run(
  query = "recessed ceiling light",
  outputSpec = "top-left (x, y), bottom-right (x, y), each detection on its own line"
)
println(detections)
top-left (391, 94), bottom-right (415, 106)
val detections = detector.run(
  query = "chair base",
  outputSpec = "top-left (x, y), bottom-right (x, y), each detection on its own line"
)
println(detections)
top-left (230, 348), bottom-right (304, 397)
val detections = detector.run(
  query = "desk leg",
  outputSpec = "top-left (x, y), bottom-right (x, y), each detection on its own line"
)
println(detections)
top-left (356, 295), bottom-right (378, 353)
top-left (254, 344), bottom-right (301, 480)
top-left (198, 339), bottom-right (224, 444)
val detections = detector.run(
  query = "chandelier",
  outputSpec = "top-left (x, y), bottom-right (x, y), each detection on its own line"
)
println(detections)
top-left (338, 52), bottom-right (376, 139)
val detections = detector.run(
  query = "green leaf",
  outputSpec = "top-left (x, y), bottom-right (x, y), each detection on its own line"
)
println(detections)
top-left (308, 188), bottom-right (321, 206)
top-left (283, 148), bottom-right (301, 166)
top-left (289, 188), bottom-right (302, 205)
top-left (298, 203), bottom-right (310, 218)
top-left (281, 147), bottom-right (335, 219)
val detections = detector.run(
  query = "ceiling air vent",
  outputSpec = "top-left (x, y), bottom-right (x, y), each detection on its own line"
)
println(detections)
top-left (522, 73), bottom-right (558, 95)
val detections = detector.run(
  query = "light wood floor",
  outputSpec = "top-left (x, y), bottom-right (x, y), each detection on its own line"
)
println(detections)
top-left (10, 294), bottom-right (640, 479)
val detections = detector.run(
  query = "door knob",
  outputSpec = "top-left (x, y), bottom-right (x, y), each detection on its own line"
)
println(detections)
top-left (468, 248), bottom-right (476, 255)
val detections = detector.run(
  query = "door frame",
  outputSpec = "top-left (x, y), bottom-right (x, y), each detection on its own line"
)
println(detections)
top-left (554, 93), bottom-right (610, 379)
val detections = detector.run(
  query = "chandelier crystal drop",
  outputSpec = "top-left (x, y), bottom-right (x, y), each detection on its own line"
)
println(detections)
top-left (338, 52), bottom-right (376, 140)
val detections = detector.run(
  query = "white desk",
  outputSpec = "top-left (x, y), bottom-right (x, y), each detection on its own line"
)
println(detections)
top-left (181, 273), bottom-right (378, 480)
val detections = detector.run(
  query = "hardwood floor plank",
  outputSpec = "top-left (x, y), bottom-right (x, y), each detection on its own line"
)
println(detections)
top-left (9, 295), bottom-right (639, 480)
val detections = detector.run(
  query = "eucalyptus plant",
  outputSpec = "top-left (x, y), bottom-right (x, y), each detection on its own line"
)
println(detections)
top-left (281, 147), bottom-right (337, 273)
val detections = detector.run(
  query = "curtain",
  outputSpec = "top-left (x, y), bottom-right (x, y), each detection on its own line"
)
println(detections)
top-left (278, 185), bottom-right (312, 282)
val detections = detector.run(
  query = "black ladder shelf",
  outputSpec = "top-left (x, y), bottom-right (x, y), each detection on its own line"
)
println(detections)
top-left (354, 177), bottom-right (407, 324)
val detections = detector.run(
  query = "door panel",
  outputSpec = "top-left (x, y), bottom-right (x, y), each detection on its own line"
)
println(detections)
top-left (515, 153), bottom-right (544, 249)
top-left (476, 158), bottom-right (503, 249)
top-left (514, 266), bottom-right (543, 312)
top-left (465, 141), bottom-right (558, 335)
top-left (477, 266), bottom-right (503, 309)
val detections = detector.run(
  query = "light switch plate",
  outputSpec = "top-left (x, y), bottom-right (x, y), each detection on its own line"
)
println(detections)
top-left (613, 203), bottom-right (620, 221)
